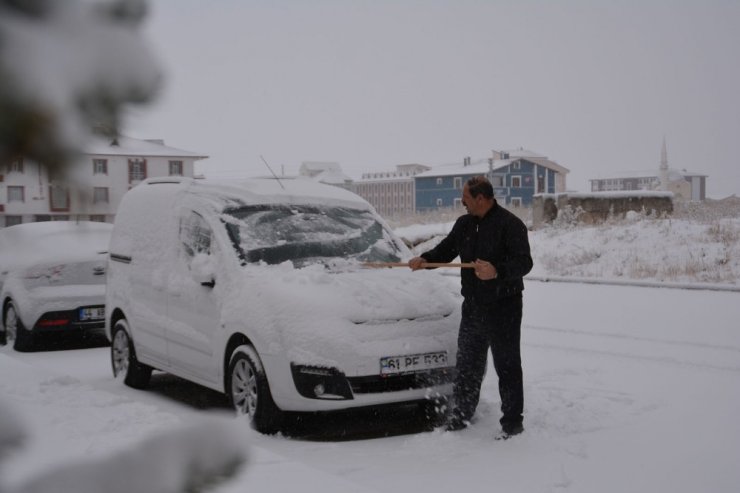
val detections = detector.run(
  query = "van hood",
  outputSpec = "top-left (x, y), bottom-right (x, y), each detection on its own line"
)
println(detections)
top-left (231, 263), bottom-right (458, 325)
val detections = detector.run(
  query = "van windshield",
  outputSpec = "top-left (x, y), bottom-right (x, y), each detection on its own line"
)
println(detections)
top-left (222, 205), bottom-right (402, 266)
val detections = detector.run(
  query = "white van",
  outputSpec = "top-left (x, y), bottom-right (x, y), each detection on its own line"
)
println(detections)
top-left (106, 177), bottom-right (458, 433)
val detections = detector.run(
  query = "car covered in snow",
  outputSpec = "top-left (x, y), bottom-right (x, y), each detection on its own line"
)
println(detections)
top-left (0, 221), bottom-right (112, 351)
top-left (106, 177), bottom-right (459, 433)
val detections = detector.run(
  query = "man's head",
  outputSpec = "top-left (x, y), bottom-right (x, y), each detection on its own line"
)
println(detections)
top-left (462, 176), bottom-right (495, 218)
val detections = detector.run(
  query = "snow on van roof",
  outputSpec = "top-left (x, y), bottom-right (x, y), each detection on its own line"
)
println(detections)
top-left (144, 176), bottom-right (371, 210)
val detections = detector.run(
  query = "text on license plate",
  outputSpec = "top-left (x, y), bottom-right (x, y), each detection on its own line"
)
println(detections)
top-left (79, 307), bottom-right (105, 321)
top-left (380, 351), bottom-right (448, 376)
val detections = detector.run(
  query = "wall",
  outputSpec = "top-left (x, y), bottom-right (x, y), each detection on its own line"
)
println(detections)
top-left (533, 192), bottom-right (674, 228)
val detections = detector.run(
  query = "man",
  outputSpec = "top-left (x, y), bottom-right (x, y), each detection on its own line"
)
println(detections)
top-left (409, 176), bottom-right (533, 439)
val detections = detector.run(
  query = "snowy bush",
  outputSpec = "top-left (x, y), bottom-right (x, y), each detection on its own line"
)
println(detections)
top-left (553, 205), bottom-right (586, 228)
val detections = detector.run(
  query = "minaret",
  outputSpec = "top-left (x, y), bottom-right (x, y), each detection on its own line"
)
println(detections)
top-left (659, 137), bottom-right (669, 190)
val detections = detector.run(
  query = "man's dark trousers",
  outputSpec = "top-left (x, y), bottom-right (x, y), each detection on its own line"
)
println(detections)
top-left (451, 295), bottom-right (524, 429)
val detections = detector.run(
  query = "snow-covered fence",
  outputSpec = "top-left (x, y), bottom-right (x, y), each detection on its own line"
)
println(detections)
top-left (532, 191), bottom-right (674, 228)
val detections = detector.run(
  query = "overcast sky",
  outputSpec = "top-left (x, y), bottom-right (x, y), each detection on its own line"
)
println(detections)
top-left (125, 0), bottom-right (740, 198)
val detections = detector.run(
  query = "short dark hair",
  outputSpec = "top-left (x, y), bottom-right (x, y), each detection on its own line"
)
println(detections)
top-left (466, 176), bottom-right (494, 199)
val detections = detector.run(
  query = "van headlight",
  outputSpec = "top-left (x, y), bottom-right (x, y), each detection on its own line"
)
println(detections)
top-left (290, 364), bottom-right (353, 400)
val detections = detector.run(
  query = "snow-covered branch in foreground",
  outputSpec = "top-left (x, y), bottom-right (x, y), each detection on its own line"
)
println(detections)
top-left (0, 401), bottom-right (249, 493)
top-left (0, 0), bottom-right (161, 168)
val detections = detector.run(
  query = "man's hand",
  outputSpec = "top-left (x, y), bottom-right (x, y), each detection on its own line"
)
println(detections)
top-left (408, 257), bottom-right (427, 271)
top-left (474, 259), bottom-right (498, 280)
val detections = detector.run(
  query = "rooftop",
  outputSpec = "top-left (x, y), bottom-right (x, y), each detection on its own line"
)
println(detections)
top-left (85, 135), bottom-right (207, 159)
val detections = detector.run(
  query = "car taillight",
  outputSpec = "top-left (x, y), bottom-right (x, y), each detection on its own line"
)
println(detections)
top-left (37, 318), bottom-right (70, 327)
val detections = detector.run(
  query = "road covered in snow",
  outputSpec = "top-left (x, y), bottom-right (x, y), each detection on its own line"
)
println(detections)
top-left (2, 279), bottom-right (739, 493)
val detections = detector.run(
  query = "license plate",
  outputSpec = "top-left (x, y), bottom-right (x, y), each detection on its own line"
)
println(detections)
top-left (380, 351), bottom-right (448, 376)
top-left (79, 306), bottom-right (105, 321)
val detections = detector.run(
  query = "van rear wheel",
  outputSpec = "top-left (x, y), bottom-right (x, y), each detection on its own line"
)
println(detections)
top-left (228, 346), bottom-right (282, 434)
top-left (111, 319), bottom-right (152, 389)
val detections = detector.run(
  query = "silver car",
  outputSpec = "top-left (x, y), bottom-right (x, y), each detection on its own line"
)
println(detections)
top-left (0, 221), bottom-right (112, 351)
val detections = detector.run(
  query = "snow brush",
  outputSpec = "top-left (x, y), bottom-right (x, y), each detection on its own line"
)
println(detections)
top-left (362, 262), bottom-right (475, 269)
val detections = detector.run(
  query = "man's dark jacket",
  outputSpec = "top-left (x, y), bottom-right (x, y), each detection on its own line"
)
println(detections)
top-left (421, 201), bottom-right (533, 304)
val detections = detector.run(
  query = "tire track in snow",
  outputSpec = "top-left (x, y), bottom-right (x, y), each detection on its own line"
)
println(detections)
top-left (523, 324), bottom-right (740, 373)
top-left (525, 324), bottom-right (740, 354)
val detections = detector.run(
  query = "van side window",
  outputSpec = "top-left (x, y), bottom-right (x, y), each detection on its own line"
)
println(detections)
top-left (180, 211), bottom-right (212, 259)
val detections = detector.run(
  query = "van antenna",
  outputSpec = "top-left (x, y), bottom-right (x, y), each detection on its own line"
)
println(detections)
top-left (260, 155), bottom-right (285, 190)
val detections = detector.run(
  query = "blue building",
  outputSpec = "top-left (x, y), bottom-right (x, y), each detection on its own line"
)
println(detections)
top-left (414, 149), bottom-right (569, 211)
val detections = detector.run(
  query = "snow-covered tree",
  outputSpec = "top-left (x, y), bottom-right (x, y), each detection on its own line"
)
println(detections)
top-left (0, 0), bottom-right (161, 171)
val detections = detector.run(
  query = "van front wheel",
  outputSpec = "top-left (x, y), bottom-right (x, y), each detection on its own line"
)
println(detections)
top-left (227, 346), bottom-right (282, 434)
top-left (111, 319), bottom-right (152, 389)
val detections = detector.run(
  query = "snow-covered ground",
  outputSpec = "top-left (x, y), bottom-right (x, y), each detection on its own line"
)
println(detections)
top-left (2, 212), bottom-right (739, 492)
top-left (400, 205), bottom-right (740, 288)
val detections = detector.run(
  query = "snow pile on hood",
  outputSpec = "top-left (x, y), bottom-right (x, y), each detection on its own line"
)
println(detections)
top-left (242, 262), bottom-right (457, 323)
top-left (217, 262), bottom-right (459, 367)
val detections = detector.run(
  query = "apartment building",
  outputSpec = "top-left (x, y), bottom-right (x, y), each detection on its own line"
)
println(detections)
top-left (351, 164), bottom-right (431, 218)
top-left (1, 136), bottom-right (206, 227)
top-left (415, 149), bottom-right (569, 211)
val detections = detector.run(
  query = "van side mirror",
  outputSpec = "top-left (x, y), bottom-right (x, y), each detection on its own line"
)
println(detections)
top-left (191, 252), bottom-right (216, 288)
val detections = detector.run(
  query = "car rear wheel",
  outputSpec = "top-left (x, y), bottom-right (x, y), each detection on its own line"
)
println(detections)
top-left (111, 319), bottom-right (152, 389)
top-left (3, 302), bottom-right (33, 352)
top-left (228, 345), bottom-right (282, 434)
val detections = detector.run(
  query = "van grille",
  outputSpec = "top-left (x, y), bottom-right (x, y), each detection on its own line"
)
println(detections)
top-left (347, 368), bottom-right (454, 394)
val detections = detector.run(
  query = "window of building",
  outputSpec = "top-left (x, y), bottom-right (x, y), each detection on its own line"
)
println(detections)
top-left (4, 215), bottom-right (22, 227)
top-left (52, 215), bottom-right (70, 221)
top-left (34, 215), bottom-right (51, 222)
top-left (50, 185), bottom-right (70, 211)
top-left (8, 186), bottom-right (24, 202)
top-left (492, 175), bottom-right (504, 187)
top-left (510, 197), bottom-right (522, 207)
top-left (511, 176), bottom-right (522, 188)
top-left (93, 159), bottom-right (108, 175)
top-left (436, 198), bottom-right (443, 207)
top-left (169, 160), bottom-right (183, 176)
top-left (512, 161), bottom-right (521, 170)
top-left (436, 178), bottom-right (443, 186)
top-left (7, 159), bottom-right (24, 173)
top-left (454, 197), bottom-right (462, 208)
top-left (454, 177), bottom-right (462, 189)
top-left (128, 159), bottom-right (147, 182)
top-left (93, 187), bottom-right (109, 203)
top-left (89, 215), bottom-right (107, 222)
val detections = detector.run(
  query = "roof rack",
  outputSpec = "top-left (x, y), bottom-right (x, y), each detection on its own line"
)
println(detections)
top-left (143, 176), bottom-right (193, 185)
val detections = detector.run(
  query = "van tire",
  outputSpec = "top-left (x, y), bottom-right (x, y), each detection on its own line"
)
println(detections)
top-left (111, 318), bottom-right (152, 389)
top-left (227, 345), bottom-right (282, 434)
top-left (3, 301), bottom-right (33, 352)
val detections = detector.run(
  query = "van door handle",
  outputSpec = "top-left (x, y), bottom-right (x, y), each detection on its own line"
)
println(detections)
top-left (201, 280), bottom-right (215, 288)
